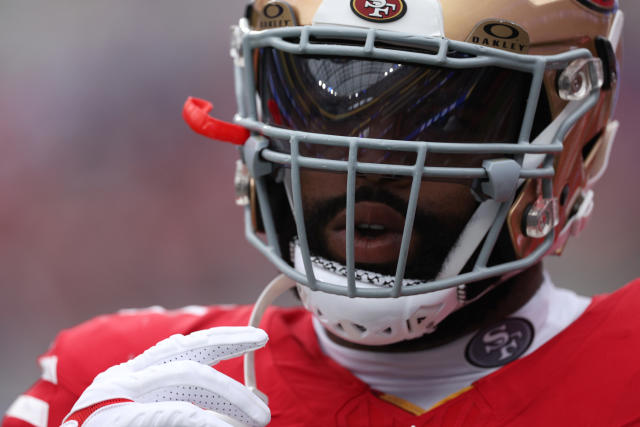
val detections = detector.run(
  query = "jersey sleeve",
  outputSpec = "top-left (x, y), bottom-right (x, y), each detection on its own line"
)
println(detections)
top-left (2, 304), bottom-right (252, 427)
top-left (2, 353), bottom-right (78, 427)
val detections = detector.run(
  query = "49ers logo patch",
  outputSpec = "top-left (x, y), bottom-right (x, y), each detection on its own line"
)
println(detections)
top-left (575, 0), bottom-right (617, 14)
top-left (465, 318), bottom-right (534, 368)
top-left (351, 0), bottom-right (407, 23)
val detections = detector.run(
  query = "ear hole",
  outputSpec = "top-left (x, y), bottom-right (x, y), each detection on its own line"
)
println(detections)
top-left (595, 36), bottom-right (618, 90)
top-left (582, 129), bottom-right (604, 161)
top-left (559, 184), bottom-right (570, 206)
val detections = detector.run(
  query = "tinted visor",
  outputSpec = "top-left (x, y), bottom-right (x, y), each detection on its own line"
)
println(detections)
top-left (257, 47), bottom-right (533, 148)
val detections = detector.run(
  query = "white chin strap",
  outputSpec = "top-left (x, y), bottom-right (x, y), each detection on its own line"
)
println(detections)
top-left (294, 200), bottom-right (501, 346)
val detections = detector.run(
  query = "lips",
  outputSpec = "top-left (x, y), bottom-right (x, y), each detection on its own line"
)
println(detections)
top-left (325, 201), bottom-right (416, 265)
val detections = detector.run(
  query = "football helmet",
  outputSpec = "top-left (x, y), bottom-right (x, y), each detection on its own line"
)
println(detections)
top-left (184, 0), bottom-right (622, 346)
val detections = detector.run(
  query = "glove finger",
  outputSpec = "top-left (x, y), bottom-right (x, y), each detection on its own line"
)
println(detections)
top-left (80, 401), bottom-right (235, 427)
top-left (131, 360), bottom-right (270, 427)
top-left (127, 326), bottom-right (268, 371)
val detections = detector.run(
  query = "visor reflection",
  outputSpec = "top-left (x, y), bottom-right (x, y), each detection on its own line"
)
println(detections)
top-left (257, 47), bottom-right (532, 148)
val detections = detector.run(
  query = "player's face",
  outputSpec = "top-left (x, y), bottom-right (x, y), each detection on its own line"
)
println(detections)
top-left (257, 38), bottom-right (531, 281)
top-left (299, 162), bottom-right (479, 280)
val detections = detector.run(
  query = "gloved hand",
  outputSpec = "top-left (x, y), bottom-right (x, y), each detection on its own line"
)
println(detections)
top-left (60, 327), bottom-right (270, 427)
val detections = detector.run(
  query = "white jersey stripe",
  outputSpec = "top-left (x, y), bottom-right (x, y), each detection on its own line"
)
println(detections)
top-left (117, 305), bottom-right (211, 316)
top-left (38, 355), bottom-right (58, 385)
top-left (5, 395), bottom-right (49, 427)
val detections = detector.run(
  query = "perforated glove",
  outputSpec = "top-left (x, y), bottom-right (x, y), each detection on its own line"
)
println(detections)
top-left (60, 327), bottom-right (270, 427)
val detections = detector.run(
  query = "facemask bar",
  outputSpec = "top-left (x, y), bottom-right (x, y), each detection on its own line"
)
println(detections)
top-left (234, 24), bottom-right (601, 298)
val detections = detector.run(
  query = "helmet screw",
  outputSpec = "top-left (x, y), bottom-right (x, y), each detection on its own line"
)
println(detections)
top-left (572, 73), bottom-right (583, 92)
top-left (522, 196), bottom-right (559, 238)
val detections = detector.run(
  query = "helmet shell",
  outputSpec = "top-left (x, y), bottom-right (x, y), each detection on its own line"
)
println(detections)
top-left (248, 0), bottom-right (621, 262)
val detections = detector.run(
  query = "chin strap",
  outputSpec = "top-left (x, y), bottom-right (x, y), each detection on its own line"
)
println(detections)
top-left (436, 200), bottom-right (501, 283)
top-left (244, 274), bottom-right (297, 404)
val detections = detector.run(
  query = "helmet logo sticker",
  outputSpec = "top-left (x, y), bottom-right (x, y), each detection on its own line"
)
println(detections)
top-left (351, 0), bottom-right (407, 23)
top-left (575, 0), bottom-right (617, 14)
top-left (249, 1), bottom-right (298, 30)
top-left (465, 318), bottom-right (534, 368)
top-left (465, 19), bottom-right (530, 54)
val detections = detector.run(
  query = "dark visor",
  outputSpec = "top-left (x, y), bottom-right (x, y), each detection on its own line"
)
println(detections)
top-left (257, 47), bottom-right (535, 149)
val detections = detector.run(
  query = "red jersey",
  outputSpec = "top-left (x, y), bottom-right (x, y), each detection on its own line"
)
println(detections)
top-left (4, 279), bottom-right (640, 427)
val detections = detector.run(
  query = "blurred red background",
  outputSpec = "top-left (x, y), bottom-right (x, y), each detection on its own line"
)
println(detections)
top-left (1, 0), bottom-right (638, 411)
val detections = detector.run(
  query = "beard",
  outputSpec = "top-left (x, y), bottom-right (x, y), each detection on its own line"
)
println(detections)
top-left (303, 185), bottom-right (471, 282)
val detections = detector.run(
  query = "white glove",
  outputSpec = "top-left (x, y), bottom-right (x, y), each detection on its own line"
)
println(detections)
top-left (60, 327), bottom-right (270, 427)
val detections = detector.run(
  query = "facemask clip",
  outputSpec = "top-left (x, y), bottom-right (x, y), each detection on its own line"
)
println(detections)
top-left (472, 159), bottom-right (521, 203)
top-left (235, 160), bottom-right (251, 206)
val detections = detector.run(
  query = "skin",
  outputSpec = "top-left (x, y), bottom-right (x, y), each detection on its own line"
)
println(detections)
top-left (302, 171), bottom-right (475, 228)
top-left (301, 170), bottom-right (477, 269)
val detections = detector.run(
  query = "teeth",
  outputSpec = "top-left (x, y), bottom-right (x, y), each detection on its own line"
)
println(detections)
top-left (357, 224), bottom-right (385, 231)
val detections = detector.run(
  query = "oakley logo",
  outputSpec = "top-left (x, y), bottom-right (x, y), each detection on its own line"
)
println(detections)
top-left (483, 23), bottom-right (519, 40)
top-left (251, 1), bottom-right (296, 30)
top-left (263, 3), bottom-right (284, 18)
top-left (351, 0), bottom-right (407, 23)
top-left (466, 318), bottom-right (534, 368)
top-left (466, 19), bottom-right (530, 54)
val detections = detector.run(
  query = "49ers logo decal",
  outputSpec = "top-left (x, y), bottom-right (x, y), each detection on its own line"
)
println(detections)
top-left (575, 0), bottom-right (617, 13)
top-left (351, 0), bottom-right (407, 23)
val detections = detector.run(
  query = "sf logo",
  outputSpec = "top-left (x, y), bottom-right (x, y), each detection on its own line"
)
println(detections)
top-left (482, 324), bottom-right (524, 361)
top-left (364, 0), bottom-right (397, 18)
